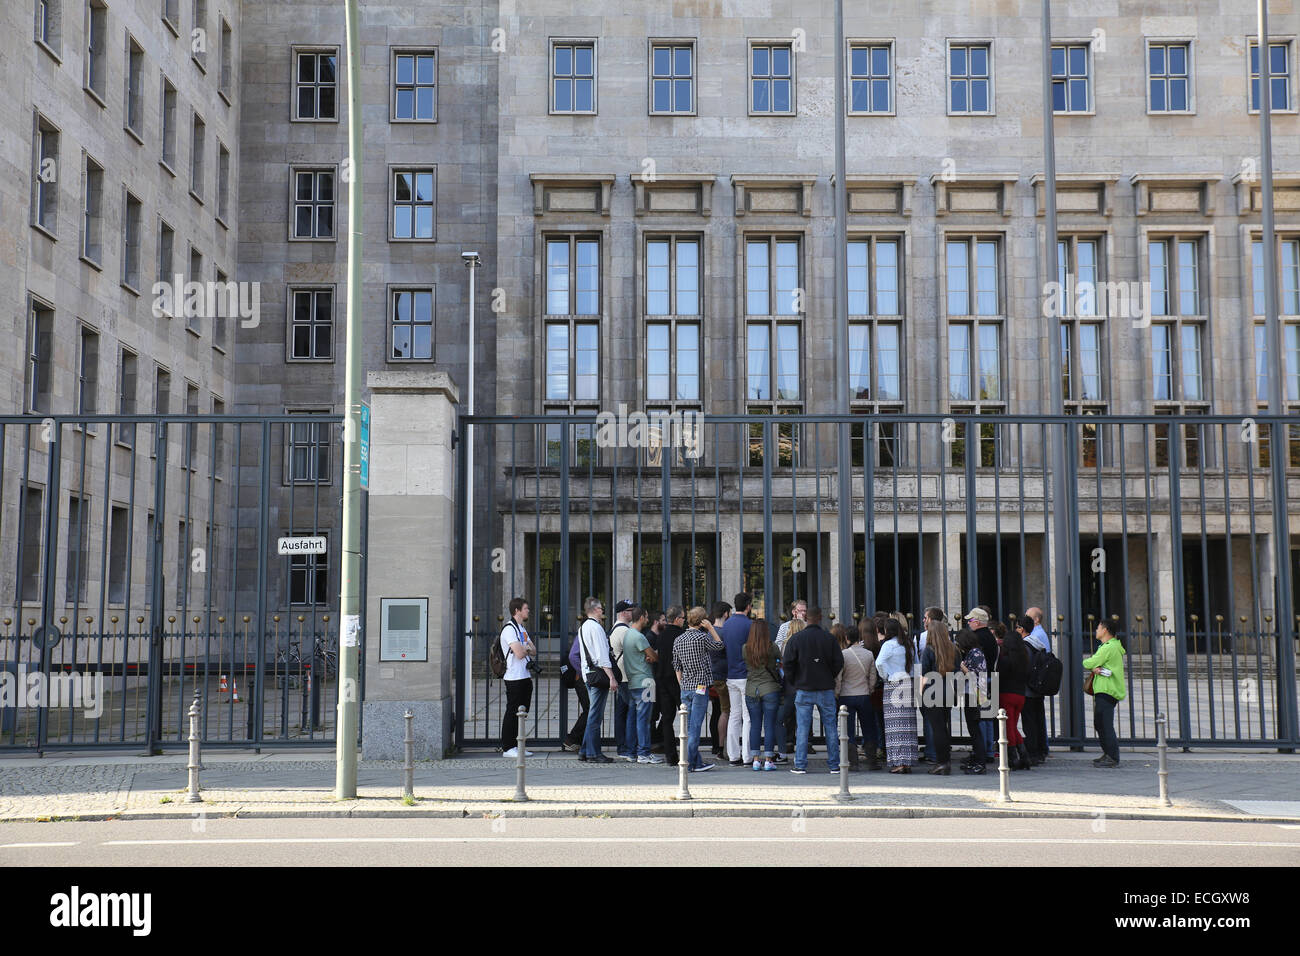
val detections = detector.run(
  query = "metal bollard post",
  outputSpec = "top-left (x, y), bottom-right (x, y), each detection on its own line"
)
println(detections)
top-left (834, 705), bottom-right (854, 802)
top-left (1155, 712), bottom-right (1172, 807)
top-left (513, 705), bottom-right (530, 802)
top-left (996, 708), bottom-right (1012, 803)
top-left (673, 704), bottom-right (691, 801)
top-left (186, 689), bottom-right (202, 804)
top-left (402, 709), bottom-right (414, 800)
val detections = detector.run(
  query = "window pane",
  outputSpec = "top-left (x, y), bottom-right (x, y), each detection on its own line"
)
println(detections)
top-left (773, 79), bottom-right (791, 112)
top-left (576, 240), bottom-right (598, 313)
top-left (653, 46), bottom-right (670, 76)
top-left (676, 240), bottom-right (699, 315)
top-left (1150, 79), bottom-right (1166, 112)
top-left (847, 241), bottom-right (869, 315)
top-left (1283, 240), bottom-right (1300, 314)
top-left (647, 324), bottom-right (670, 400)
top-left (554, 46), bottom-right (571, 76)
top-left (554, 79), bottom-right (572, 112)
top-left (574, 325), bottom-right (599, 401)
top-left (674, 47), bottom-right (691, 76)
top-left (951, 80), bottom-right (967, 112)
top-left (752, 46), bottom-right (768, 77)
top-left (575, 78), bottom-right (593, 112)
top-left (1151, 326), bottom-right (1172, 400)
top-left (848, 325), bottom-right (870, 399)
top-left (975, 241), bottom-right (998, 315)
top-left (852, 47), bottom-right (868, 77)
top-left (747, 324), bottom-right (770, 400)
top-left (396, 55), bottom-right (413, 85)
top-left (877, 324), bottom-right (901, 401)
top-left (775, 240), bottom-right (798, 314)
top-left (746, 240), bottom-right (769, 314)
top-left (977, 324), bottom-right (1000, 400)
top-left (1068, 46), bottom-right (1086, 76)
top-left (1256, 325), bottom-right (1269, 403)
top-left (948, 325), bottom-right (971, 401)
top-left (1177, 240), bottom-right (1198, 314)
top-left (575, 46), bottom-right (593, 76)
top-left (946, 241), bottom-right (968, 315)
top-left (545, 325), bottom-right (568, 400)
top-left (971, 46), bottom-right (988, 76)
top-left (1080, 324), bottom-right (1102, 400)
top-left (676, 324), bottom-right (700, 401)
top-left (416, 87), bottom-right (434, 119)
top-left (776, 325), bottom-right (799, 399)
top-left (871, 47), bottom-right (888, 77)
top-left (951, 46), bottom-right (967, 76)
top-left (1149, 241), bottom-right (1169, 316)
top-left (1253, 241), bottom-right (1265, 316)
top-left (752, 79), bottom-right (769, 112)
top-left (1180, 325), bottom-right (1203, 400)
top-left (1286, 325), bottom-right (1300, 402)
top-left (772, 47), bottom-right (790, 76)
top-left (971, 79), bottom-right (988, 112)
top-left (547, 240), bottom-right (569, 314)
top-left (417, 55), bottom-right (435, 85)
top-left (646, 240), bottom-right (669, 315)
top-left (875, 240), bottom-right (899, 315)
top-left (674, 79), bottom-right (691, 111)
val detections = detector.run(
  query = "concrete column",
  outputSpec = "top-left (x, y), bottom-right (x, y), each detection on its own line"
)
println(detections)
top-left (718, 513), bottom-right (743, 605)
top-left (614, 531), bottom-right (635, 603)
top-left (361, 370), bottom-right (460, 759)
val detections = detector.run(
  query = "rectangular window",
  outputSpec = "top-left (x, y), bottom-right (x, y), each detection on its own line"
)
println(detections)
top-left (746, 236), bottom-right (800, 315)
top-left (1050, 42), bottom-right (1091, 112)
top-left (390, 168), bottom-right (434, 240)
top-left (108, 505), bottom-right (128, 605)
top-left (292, 168), bottom-right (335, 239)
top-left (289, 531), bottom-right (329, 606)
top-left (212, 266), bottom-right (228, 350)
top-left (650, 42), bottom-right (693, 114)
top-left (1252, 238), bottom-right (1300, 316)
top-left (21, 488), bottom-right (44, 603)
top-left (389, 288), bottom-right (434, 360)
top-left (646, 236), bottom-right (700, 316)
top-left (1149, 237), bottom-right (1203, 316)
top-left (289, 288), bottom-right (334, 360)
top-left (949, 43), bottom-right (991, 113)
top-left (184, 382), bottom-right (199, 470)
top-left (123, 191), bottom-right (141, 290)
top-left (81, 154), bottom-right (103, 265)
top-left (546, 236), bottom-right (599, 315)
top-left (211, 396), bottom-right (225, 474)
top-left (161, 0), bottom-right (178, 33)
top-left (154, 366), bottom-right (170, 416)
top-left (1250, 40), bottom-right (1291, 111)
top-left (551, 41), bottom-right (595, 113)
top-left (85, 0), bottom-right (106, 102)
top-left (161, 76), bottom-right (177, 170)
top-left (157, 219), bottom-right (174, 298)
top-left (126, 36), bottom-right (145, 136)
top-left (849, 43), bottom-right (891, 114)
top-left (190, 113), bottom-right (205, 200)
top-left (294, 49), bottom-right (338, 120)
top-left (33, 116), bottom-right (59, 232)
top-left (219, 18), bottom-right (232, 98)
top-left (216, 144), bottom-right (230, 224)
top-left (544, 322), bottom-right (599, 403)
top-left (27, 299), bottom-right (54, 415)
top-left (186, 247), bottom-right (202, 334)
top-left (176, 518), bottom-right (189, 607)
top-left (143, 512), bottom-right (154, 607)
top-left (1148, 42), bottom-right (1190, 112)
top-left (948, 323), bottom-right (1001, 404)
top-left (750, 42), bottom-right (794, 114)
top-left (77, 325), bottom-right (99, 421)
top-left (1152, 317), bottom-right (1210, 466)
top-left (287, 413), bottom-right (330, 484)
top-left (746, 318), bottom-right (802, 466)
top-left (191, 0), bottom-right (207, 71)
top-left (65, 494), bottom-right (90, 603)
top-left (392, 49), bottom-right (437, 121)
top-left (117, 349), bottom-right (137, 446)
top-left (946, 237), bottom-right (999, 315)
top-left (36, 0), bottom-right (61, 55)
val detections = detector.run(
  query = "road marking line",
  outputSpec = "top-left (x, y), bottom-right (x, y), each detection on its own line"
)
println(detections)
top-left (100, 836), bottom-right (1300, 848)
top-left (0, 842), bottom-right (80, 848)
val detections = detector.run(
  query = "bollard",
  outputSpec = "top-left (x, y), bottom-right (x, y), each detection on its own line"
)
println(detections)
top-left (513, 705), bottom-right (530, 802)
top-left (1156, 712), bottom-right (1172, 807)
top-left (402, 709), bottom-right (414, 800)
top-left (673, 704), bottom-right (691, 801)
top-left (186, 689), bottom-right (203, 804)
top-left (996, 708), bottom-right (1012, 803)
top-left (834, 705), bottom-right (854, 802)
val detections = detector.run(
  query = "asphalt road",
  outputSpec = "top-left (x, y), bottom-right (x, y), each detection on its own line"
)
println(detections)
top-left (2, 816), bottom-right (1298, 866)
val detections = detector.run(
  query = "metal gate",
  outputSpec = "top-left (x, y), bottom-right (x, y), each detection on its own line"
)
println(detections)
top-left (0, 413), bottom-right (364, 751)
top-left (454, 412), bottom-right (1300, 750)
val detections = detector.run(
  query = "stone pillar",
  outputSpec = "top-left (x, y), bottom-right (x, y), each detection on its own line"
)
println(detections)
top-left (361, 370), bottom-right (460, 760)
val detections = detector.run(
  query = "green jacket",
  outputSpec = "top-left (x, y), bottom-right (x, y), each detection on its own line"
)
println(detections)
top-left (1082, 638), bottom-right (1127, 701)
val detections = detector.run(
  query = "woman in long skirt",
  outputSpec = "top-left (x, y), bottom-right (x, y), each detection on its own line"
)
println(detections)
top-left (875, 618), bottom-right (917, 773)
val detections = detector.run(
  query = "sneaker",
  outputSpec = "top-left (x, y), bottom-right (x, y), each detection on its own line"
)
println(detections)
top-left (636, 755), bottom-right (652, 763)
top-left (561, 741), bottom-right (580, 752)
top-left (789, 767), bottom-right (808, 775)
top-left (828, 767), bottom-right (841, 774)
top-left (763, 760), bottom-right (776, 771)
top-left (616, 753), bottom-right (635, 761)
top-left (689, 762), bottom-right (715, 773)
top-left (772, 754), bottom-right (789, 765)
top-left (502, 748), bottom-right (535, 758)
top-left (752, 759), bottom-right (762, 771)
top-left (645, 754), bottom-right (666, 765)
top-left (729, 758), bottom-right (745, 767)
top-left (586, 754), bottom-right (613, 764)
top-left (1094, 755), bottom-right (1119, 768)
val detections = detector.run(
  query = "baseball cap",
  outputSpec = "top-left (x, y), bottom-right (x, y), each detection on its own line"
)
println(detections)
top-left (614, 599), bottom-right (635, 613)
top-left (965, 608), bottom-right (990, 623)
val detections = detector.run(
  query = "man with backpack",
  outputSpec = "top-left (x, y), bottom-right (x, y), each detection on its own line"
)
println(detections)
top-left (496, 597), bottom-right (537, 757)
top-left (578, 597), bottom-right (619, 763)
top-left (1022, 606), bottom-right (1060, 765)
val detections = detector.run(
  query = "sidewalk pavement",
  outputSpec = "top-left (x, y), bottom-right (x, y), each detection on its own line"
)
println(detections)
top-left (1, 747), bottom-right (1298, 824)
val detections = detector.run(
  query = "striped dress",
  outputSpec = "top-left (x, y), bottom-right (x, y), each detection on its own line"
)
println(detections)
top-left (878, 638), bottom-right (918, 767)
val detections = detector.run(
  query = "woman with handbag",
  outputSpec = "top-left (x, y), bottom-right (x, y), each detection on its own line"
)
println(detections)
top-left (1083, 618), bottom-right (1127, 767)
top-left (835, 623), bottom-right (879, 770)
top-left (743, 619), bottom-right (783, 771)
top-left (876, 618), bottom-right (917, 773)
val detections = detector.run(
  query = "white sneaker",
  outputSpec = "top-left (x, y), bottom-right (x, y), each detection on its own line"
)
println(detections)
top-left (502, 748), bottom-right (534, 758)
top-left (645, 754), bottom-right (666, 764)
top-left (636, 755), bottom-right (651, 763)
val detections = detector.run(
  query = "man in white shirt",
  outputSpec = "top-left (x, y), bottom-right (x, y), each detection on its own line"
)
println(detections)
top-left (608, 599), bottom-right (635, 760)
top-left (578, 597), bottom-right (618, 763)
top-left (499, 597), bottom-right (537, 757)
top-left (1023, 605), bottom-right (1051, 764)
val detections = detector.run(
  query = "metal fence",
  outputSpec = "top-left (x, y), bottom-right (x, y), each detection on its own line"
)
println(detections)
top-left (0, 413), bottom-right (362, 751)
top-left (455, 412), bottom-right (1300, 750)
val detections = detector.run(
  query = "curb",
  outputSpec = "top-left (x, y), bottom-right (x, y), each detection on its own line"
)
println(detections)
top-left (6, 804), bottom-right (1298, 825)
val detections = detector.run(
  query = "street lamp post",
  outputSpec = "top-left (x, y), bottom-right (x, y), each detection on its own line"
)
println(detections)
top-left (461, 252), bottom-right (480, 715)
top-left (335, 0), bottom-right (363, 798)
top-left (833, 0), bottom-right (855, 626)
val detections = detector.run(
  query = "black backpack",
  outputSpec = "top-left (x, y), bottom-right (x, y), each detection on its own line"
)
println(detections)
top-left (1027, 645), bottom-right (1063, 696)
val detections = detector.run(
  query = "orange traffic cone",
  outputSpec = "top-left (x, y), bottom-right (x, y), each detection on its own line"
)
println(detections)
top-left (219, 674), bottom-right (229, 693)
top-left (232, 679), bottom-right (240, 702)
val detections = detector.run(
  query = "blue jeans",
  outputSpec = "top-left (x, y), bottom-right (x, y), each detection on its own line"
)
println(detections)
top-left (922, 710), bottom-right (937, 761)
top-left (795, 689), bottom-right (840, 771)
top-left (625, 689), bottom-right (652, 758)
top-left (614, 683), bottom-right (630, 755)
top-left (981, 718), bottom-right (995, 759)
top-left (580, 683), bottom-right (609, 757)
top-left (681, 688), bottom-right (710, 769)
top-left (745, 690), bottom-right (781, 758)
top-left (838, 694), bottom-right (876, 762)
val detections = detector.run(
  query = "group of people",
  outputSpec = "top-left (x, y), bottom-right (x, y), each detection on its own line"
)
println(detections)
top-left (497, 593), bottom-right (1127, 771)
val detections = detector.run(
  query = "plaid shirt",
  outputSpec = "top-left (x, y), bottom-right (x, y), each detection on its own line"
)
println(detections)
top-left (672, 628), bottom-right (714, 690)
